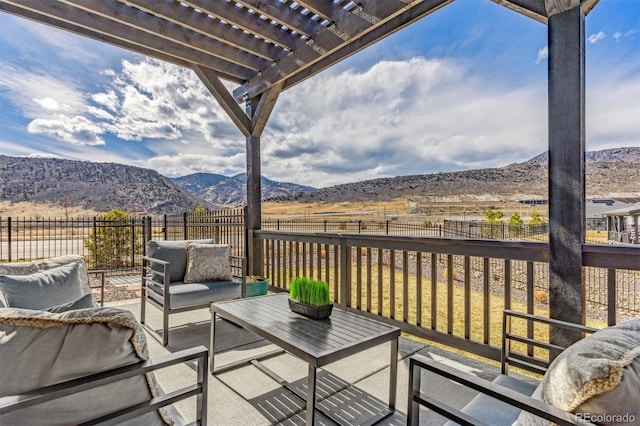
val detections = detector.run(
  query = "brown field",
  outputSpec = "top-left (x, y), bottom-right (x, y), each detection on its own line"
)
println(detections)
top-left (263, 199), bottom-right (549, 222)
top-left (0, 201), bottom-right (100, 218)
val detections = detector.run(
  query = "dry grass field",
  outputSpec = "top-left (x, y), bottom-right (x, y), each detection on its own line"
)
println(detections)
top-left (270, 263), bottom-right (607, 374)
top-left (0, 201), bottom-right (100, 218)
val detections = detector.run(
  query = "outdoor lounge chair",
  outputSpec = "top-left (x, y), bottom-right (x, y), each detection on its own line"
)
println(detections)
top-left (141, 239), bottom-right (247, 345)
top-left (0, 256), bottom-right (208, 425)
top-left (408, 310), bottom-right (640, 425)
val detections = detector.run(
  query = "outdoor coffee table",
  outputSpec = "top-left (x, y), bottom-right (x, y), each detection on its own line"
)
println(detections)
top-left (210, 293), bottom-right (401, 425)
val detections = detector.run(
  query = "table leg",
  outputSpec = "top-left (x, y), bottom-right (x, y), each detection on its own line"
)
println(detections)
top-left (210, 310), bottom-right (217, 374)
top-left (389, 337), bottom-right (398, 410)
top-left (306, 364), bottom-right (317, 425)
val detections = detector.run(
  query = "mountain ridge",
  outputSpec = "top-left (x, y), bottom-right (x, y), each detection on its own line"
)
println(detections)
top-left (0, 147), bottom-right (637, 213)
top-left (0, 155), bottom-right (211, 214)
top-left (276, 147), bottom-right (640, 203)
top-left (171, 173), bottom-right (316, 206)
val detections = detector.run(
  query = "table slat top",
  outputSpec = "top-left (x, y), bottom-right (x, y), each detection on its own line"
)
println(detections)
top-left (212, 294), bottom-right (400, 366)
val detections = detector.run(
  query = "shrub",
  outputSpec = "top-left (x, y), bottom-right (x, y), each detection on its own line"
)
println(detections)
top-left (83, 209), bottom-right (142, 269)
top-left (289, 277), bottom-right (330, 306)
top-left (529, 211), bottom-right (546, 225)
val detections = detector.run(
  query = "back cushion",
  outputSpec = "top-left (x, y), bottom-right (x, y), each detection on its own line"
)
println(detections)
top-left (146, 239), bottom-right (214, 283)
top-left (0, 261), bottom-right (87, 310)
top-left (0, 255), bottom-right (94, 306)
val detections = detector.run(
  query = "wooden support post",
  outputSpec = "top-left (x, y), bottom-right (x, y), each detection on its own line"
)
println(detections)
top-left (547, 1), bottom-right (586, 347)
top-left (195, 66), bottom-right (281, 277)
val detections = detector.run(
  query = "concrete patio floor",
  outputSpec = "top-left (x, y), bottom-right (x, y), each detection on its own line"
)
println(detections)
top-left (112, 299), bottom-right (520, 425)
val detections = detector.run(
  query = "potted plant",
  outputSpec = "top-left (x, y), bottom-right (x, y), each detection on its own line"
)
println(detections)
top-left (288, 277), bottom-right (333, 319)
top-left (236, 275), bottom-right (269, 297)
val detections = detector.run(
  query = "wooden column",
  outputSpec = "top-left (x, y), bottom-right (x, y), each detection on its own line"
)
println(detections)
top-left (547, 0), bottom-right (586, 346)
top-left (245, 96), bottom-right (262, 276)
top-left (193, 66), bottom-right (282, 276)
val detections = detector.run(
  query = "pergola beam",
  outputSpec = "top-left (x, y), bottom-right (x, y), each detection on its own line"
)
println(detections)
top-left (59, 0), bottom-right (269, 71)
top-left (233, 0), bottom-right (448, 102)
top-left (2, 0), bottom-right (254, 81)
top-left (193, 66), bottom-right (252, 138)
top-left (250, 82), bottom-right (283, 137)
top-left (283, 0), bottom-right (453, 92)
top-left (124, 0), bottom-right (287, 61)
top-left (234, 0), bottom-right (323, 38)
top-left (180, 0), bottom-right (300, 51)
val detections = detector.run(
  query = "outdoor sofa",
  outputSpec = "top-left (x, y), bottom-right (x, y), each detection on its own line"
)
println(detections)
top-left (408, 310), bottom-right (640, 425)
top-left (141, 239), bottom-right (247, 345)
top-left (0, 255), bottom-right (207, 425)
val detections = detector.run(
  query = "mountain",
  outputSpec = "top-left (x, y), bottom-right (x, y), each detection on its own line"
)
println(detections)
top-left (281, 147), bottom-right (640, 203)
top-left (0, 155), bottom-right (211, 214)
top-left (171, 173), bottom-right (316, 206)
top-left (521, 146), bottom-right (640, 166)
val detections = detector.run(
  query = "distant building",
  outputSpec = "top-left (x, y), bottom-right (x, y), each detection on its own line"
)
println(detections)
top-left (518, 199), bottom-right (548, 206)
top-left (604, 202), bottom-right (640, 245)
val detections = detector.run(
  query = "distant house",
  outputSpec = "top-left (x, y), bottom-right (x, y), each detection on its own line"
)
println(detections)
top-left (518, 198), bottom-right (548, 206)
top-left (604, 202), bottom-right (640, 245)
top-left (585, 199), bottom-right (630, 230)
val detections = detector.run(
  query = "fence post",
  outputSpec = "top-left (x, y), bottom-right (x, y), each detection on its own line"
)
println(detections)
top-left (324, 220), bottom-right (327, 233)
top-left (386, 220), bottom-right (389, 235)
top-left (130, 218), bottom-right (136, 268)
top-left (277, 219), bottom-right (280, 231)
top-left (358, 220), bottom-right (361, 234)
top-left (163, 214), bottom-right (168, 240)
top-left (93, 217), bottom-right (98, 268)
top-left (183, 212), bottom-right (188, 240)
top-left (439, 224), bottom-right (442, 237)
top-left (339, 239), bottom-right (351, 309)
top-left (7, 217), bottom-right (11, 262)
top-left (214, 218), bottom-right (220, 243)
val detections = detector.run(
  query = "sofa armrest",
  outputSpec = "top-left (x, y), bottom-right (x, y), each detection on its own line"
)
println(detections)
top-left (0, 345), bottom-right (208, 425)
top-left (142, 256), bottom-right (171, 287)
top-left (88, 269), bottom-right (106, 307)
top-left (408, 354), bottom-right (593, 426)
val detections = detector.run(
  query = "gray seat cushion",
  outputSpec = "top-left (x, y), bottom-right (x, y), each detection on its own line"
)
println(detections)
top-left (446, 374), bottom-right (538, 426)
top-left (148, 280), bottom-right (241, 309)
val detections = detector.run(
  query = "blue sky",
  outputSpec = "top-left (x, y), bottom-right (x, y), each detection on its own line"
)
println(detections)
top-left (0, 0), bottom-right (638, 188)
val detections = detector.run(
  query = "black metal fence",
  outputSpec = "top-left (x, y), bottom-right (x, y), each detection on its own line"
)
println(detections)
top-left (0, 208), bottom-right (246, 271)
top-left (263, 219), bottom-right (549, 241)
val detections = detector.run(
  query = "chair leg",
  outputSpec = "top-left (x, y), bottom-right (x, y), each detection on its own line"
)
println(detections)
top-left (140, 285), bottom-right (146, 325)
top-left (162, 307), bottom-right (169, 346)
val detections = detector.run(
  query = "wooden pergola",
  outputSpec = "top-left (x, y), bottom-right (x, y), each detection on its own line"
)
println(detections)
top-left (0, 0), bottom-right (602, 343)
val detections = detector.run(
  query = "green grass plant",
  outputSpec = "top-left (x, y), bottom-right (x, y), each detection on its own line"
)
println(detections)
top-left (289, 277), bottom-right (331, 306)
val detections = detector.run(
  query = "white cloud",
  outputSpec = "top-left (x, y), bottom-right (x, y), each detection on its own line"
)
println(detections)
top-left (536, 46), bottom-right (548, 64)
top-left (1, 52), bottom-right (637, 189)
top-left (27, 116), bottom-right (105, 146)
top-left (33, 97), bottom-right (61, 111)
top-left (587, 75), bottom-right (640, 150)
top-left (143, 153), bottom-right (246, 177)
top-left (260, 57), bottom-right (548, 186)
top-left (587, 31), bottom-right (605, 44)
top-left (0, 64), bottom-right (86, 119)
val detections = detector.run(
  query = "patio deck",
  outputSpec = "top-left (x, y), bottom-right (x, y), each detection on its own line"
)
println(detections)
top-left (111, 299), bottom-right (530, 425)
